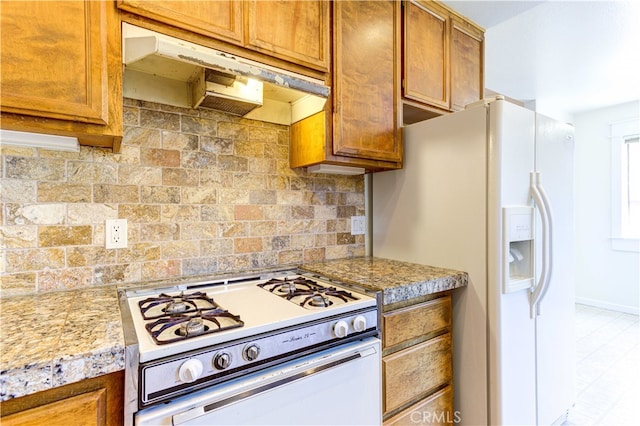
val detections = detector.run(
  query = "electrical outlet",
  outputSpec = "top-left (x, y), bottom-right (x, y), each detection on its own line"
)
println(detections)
top-left (105, 219), bottom-right (128, 249)
top-left (351, 216), bottom-right (366, 235)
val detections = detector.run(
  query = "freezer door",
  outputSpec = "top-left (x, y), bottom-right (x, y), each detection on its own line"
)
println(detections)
top-left (534, 114), bottom-right (576, 425)
top-left (488, 99), bottom-right (538, 426)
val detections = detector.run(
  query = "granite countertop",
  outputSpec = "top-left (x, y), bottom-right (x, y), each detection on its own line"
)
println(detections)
top-left (0, 257), bottom-right (467, 402)
top-left (301, 256), bottom-right (468, 305)
top-left (0, 286), bottom-right (125, 401)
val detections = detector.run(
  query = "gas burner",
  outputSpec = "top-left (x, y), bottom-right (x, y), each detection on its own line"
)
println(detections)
top-left (145, 309), bottom-right (244, 345)
top-left (277, 281), bottom-right (298, 294)
top-left (177, 317), bottom-right (206, 337)
top-left (139, 291), bottom-right (217, 320)
top-left (258, 277), bottom-right (321, 294)
top-left (166, 300), bottom-right (189, 315)
top-left (307, 294), bottom-right (332, 307)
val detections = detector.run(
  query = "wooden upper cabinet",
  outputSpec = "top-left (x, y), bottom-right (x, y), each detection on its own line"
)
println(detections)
top-left (402, 0), bottom-right (484, 114)
top-left (0, 1), bottom-right (122, 150)
top-left (117, 0), bottom-right (244, 45)
top-left (290, 0), bottom-right (402, 171)
top-left (118, 1), bottom-right (329, 72)
top-left (450, 16), bottom-right (484, 111)
top-left (332, 0), bottom-right (401, 163)
top-left (246, 0), bottom-right (329, 71)
top-left (403, 0), bottom-right (450, 109)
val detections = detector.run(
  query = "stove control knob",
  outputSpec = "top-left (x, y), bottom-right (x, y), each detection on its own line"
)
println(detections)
top-left (353, 315), bottom-right (367, 332)
top-left (243, 344), bottom-right (261, 361)
top-left (178, 358), bottom-right (203, 383)
top-left (213, 352), bottom-right (232, 370)
top-left (333, 320), bottom-right (349, 338)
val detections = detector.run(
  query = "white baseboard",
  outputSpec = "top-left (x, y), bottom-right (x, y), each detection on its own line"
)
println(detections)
top-left (575, 297), bottom-right (639, 315)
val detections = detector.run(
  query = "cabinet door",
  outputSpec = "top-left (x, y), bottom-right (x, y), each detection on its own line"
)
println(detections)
top-left (333, 0), bottom-right (401, 163)
top-left (403, 0), bottom-right (450, 110)
top-left (117, 0), bottom-right (244, 45)
top-left (0, 371), bottom-right (123, 426)
top-left (1, 389), bottom-right (107, 426)
top-left (0, 0), bottom-right (122, 150)
top-left (247, 0), bottom-right (329, 71)
top-left (450, 16), bottom-right (484, 111)
top-left (1, 1), bottom-right (106, 124)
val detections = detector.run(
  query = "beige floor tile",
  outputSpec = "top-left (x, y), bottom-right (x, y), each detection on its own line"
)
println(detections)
top-left (566, 304), bottom-right (640, 426)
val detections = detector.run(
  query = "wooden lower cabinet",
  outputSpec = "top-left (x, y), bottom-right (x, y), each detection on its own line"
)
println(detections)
top-left (382, 295), bottom-right (453, 424)
top-left (384, 386), bottom-right (454, 426)
top-left (1, 389), bottom-right (107, 426)
top-left (0, 371), bottom-right (124, 426)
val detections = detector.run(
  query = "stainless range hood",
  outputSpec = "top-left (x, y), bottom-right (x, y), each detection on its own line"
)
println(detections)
top-left (122, 24), bottom-right (329, 125)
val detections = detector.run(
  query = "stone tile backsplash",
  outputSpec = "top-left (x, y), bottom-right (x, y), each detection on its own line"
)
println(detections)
top-left (0, 99), bottom-right (365, 297)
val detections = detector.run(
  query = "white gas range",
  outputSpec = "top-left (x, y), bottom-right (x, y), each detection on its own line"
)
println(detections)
top-left (118, 269), bottom-right (381, 425)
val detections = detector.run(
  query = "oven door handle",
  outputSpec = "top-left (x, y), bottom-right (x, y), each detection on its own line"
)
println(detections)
top-left (172, 346), bottom-right (377, 425)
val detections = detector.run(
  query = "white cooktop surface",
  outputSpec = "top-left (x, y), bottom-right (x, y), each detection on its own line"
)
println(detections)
top-left (127, 275), bottom-right (376, 362)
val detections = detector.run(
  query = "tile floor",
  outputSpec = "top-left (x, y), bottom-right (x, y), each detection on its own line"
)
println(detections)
top-left (565, 304), bottom-right (640, 425)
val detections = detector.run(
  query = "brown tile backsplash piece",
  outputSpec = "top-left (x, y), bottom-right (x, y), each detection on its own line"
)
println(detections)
top-left (0, 100), bottom-right (365, 297)
top-left (38, 225), bottom-right (92, 247)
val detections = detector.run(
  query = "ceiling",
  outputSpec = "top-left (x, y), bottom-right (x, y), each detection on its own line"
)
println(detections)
top-left (441, 0), bottom-right (545, 27)
top-left (441, 0), bottom-right (640, 121)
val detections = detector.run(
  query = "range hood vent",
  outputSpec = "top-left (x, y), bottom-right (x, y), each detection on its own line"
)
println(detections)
top-left (122, 24), bottom-right (329, 125)
top-left (194, 70), bottom-right (263, 116)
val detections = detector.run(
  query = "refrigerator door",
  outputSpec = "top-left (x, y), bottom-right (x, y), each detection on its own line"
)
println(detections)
top-left (533, 114), bottom-right (576, 425)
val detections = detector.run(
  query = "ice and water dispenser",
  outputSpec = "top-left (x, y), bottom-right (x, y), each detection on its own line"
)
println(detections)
top-left (502, 206), bottom-right (534, 293)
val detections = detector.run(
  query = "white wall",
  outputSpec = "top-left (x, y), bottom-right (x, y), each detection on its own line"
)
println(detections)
top-left (483, 1), bottom-right (640, 123)
top-left (574, 101), bottom-right (640, 314)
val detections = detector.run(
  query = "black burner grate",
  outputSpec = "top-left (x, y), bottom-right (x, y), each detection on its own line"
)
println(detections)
top-left (138, 291), bottom-right (217, 320)
top-left (258, 277), bottom-right (358, 308)
top-left (144, 309), bottom-right (244, 345)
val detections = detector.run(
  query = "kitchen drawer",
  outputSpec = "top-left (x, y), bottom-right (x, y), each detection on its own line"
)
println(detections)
top-left (383, 333), bottom-right (452, 414)
top-left (383, 296), bottom-right (451, 349)
top-left (384, 385), bottom-right (454, 426)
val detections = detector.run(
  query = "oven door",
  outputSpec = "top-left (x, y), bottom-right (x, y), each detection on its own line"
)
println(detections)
top-left (135, 338), bottom-right (381, 425)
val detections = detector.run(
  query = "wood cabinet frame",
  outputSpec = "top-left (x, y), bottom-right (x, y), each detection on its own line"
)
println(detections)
top-left (382, 294), bottom-right (454, 424)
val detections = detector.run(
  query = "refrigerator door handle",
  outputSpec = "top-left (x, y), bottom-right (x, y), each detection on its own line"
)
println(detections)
top-left (535, 173), bottom-right (554, 315)
top-left (529, 171), bottom-right (554, 317)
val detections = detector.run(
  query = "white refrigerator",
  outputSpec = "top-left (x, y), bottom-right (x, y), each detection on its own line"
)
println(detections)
top-left (372, 97), bottom-right (575, 425)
